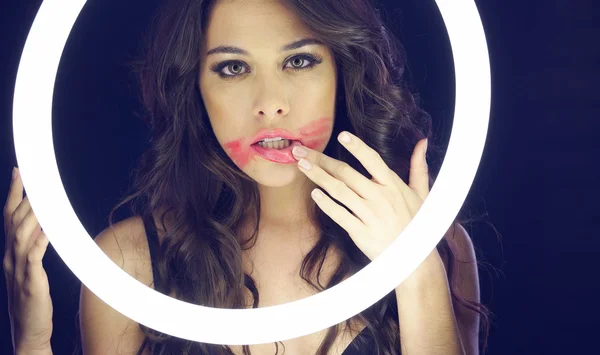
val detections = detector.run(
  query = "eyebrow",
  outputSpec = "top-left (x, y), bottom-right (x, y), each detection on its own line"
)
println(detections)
top-left (206, 38), bottom-right (325, 56)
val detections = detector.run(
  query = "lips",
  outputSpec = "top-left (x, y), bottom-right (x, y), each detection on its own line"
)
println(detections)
top-left (249, 140), bottom-right (303, 164)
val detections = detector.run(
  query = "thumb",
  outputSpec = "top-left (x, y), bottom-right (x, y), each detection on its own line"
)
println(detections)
top-left (408, 138), bottom-right (429, 200)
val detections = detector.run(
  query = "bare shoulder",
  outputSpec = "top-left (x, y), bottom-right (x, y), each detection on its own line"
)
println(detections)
top-left (444, 223), bottom-right (477, 263)
top-left (443, 223), bottom-right (479, 299)
top-left (79, 215), bottom-right (155, 355)
top-left (93, 215), bottom-right (153, 278)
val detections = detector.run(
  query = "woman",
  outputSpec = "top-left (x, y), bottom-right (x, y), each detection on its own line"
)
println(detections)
top-left (3, 0), bottom-right (490, 354)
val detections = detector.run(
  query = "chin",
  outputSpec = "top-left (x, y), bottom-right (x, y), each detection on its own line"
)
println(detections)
top-left (247, 163), bottom-right (304, 188)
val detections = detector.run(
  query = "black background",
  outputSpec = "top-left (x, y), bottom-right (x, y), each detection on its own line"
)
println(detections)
top-left (1, 0), bottom-right (599, 354)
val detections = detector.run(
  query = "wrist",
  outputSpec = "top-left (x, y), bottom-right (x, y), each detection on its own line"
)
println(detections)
top-left (15, 344), bottom-right (53, 355)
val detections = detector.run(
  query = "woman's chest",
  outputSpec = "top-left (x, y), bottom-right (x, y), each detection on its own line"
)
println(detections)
top-left (227, 328), bottom-right (360, 355)
top-left (230, 249), bottom-right (363, 355)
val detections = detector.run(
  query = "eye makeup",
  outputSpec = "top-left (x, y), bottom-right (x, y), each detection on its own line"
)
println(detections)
top-left (209, 52), bottom-right (324, 80)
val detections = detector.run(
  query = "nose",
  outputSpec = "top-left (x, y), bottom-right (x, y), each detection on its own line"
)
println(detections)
top-left (253, 78), bottom-right (290, 121)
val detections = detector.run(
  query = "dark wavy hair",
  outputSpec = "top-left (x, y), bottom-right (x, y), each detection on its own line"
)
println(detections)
top-left (101, 0), bottom-right (491, 354)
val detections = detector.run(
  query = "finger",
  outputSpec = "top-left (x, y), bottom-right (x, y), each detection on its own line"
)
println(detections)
top-left (13, 208), bottom-right (42, 285)
top-left (3, 169), bottom-right (24, 292)
top-left (23, 232), bottom-right (50, 295)
top-left (11, 197), bottom-right (35, 251)
top-left (293, 145), bottom-right (376, 200)
top-left (4, 196), bottom-right (32, 283)
top-left (310, 188), bottom-right (365, 237)
top-left (29, 232), bottom-right (50, 262)
top-left (297, 158), bottom-right (375, 225)
top-left (408, 138), bottom-right (430, 200)
top-left (336, 132), bottom-right (397, 187)
top-left (4, 168), bottom-right (23, 240)
top-left (3, 250), bottom-right (14, 310)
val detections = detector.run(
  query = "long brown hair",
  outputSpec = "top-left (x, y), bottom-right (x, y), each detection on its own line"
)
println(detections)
top-left (103, 0), bottom-right (491, 353)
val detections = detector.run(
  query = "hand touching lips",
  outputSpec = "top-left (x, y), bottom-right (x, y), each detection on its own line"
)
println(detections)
top-left (291, 131), bottom-right (431, 262)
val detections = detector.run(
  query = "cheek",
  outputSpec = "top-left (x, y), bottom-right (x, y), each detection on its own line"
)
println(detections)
top-left (205, 93), bottom-right (244, 140)
top-left (204, 95), bottom-right (253, 169)
top-left (223, 138), bottom-right (254, 170)
top-left (205, 96), bottom-right (232, 128)
top-left (292, 81), bottom-right (337, 149)
top-left (214, 122), bottom-right (254, 170)
top-left (299, 116), bottom-right (334, 150)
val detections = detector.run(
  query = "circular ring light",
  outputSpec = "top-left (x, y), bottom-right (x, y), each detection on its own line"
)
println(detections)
top-left (12, 0), bottom-right (490, 345)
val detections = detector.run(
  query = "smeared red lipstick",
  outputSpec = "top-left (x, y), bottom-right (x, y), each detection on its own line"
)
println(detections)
top-left (223, 139), bottom-right (252, 169)
top-left (223, 117), bottom-right (333, 169)
top-left (299, 117), bottom-right (331, 150)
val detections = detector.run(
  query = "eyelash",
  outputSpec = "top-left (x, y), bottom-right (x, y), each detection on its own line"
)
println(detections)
top-left (210, 53), bottom-right (324, 80)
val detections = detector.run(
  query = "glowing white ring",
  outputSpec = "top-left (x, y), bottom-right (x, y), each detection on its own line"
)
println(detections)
top-left (13, 0), bottom-right (490, 345)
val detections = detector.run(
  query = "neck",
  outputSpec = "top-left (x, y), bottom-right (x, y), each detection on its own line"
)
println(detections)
top-left (237, 175), bottom-right (320, 249)
top-left (257, 177), bottom-right (317, 227)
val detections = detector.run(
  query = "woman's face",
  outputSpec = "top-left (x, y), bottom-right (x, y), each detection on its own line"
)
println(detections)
top-left (198, 0), bottom-right (337, 188)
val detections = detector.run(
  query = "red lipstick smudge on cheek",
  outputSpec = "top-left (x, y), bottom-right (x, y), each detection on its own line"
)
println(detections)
top-left (223, 138), bottom-right (253, 170)
top-left (299, 117), bottom-right (331, 136)
top-left (299, 117), bottom-right (333, 150)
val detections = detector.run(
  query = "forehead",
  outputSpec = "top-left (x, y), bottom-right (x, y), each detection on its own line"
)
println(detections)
top-left (204, 0), bottom-right (315, 49)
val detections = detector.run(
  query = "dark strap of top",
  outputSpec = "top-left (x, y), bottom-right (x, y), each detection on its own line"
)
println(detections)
top-left (141, 211), bottom-right (165, 293)
top-left (342, 327), bottom-right (376, 355)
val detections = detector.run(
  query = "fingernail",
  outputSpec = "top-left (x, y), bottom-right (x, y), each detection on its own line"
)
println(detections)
top-left (312, 189), bottom-right (323, 200)
top-left (339, 132), bottom-right (351, 143)
top-left (12, 167), bottom-right (18, 180)
top-left (424, 139), bottom-right (428, 156)
top-left (292, 146), bottom-right (308, 158)
top-left (298, 158), bottom-right (312, 170)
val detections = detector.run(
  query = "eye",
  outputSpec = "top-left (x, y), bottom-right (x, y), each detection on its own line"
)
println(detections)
top-left (210, 60), bottom-right (250, 79)
top-left (288, 57), bottom-right (309, 69)
top-left (222, 62), bottom-right (248, 76)
top-left (284, 54), bottom-right (323, 71)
